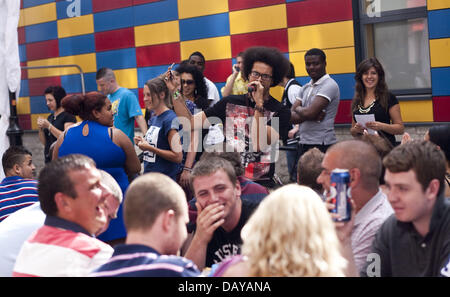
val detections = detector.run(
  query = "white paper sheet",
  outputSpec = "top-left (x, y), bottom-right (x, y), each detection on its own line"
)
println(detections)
top-left (354, 114), bottom-right (376, 135)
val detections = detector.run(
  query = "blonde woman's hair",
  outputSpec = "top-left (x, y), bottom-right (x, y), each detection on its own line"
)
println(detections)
top-left (241, 184), bottom-right (347, 276)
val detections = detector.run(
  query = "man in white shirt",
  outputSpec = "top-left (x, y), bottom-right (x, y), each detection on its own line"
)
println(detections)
top-left (188, 51), bottom-right (221, 107)
top-left (316, 140), bottom-right (393, 272)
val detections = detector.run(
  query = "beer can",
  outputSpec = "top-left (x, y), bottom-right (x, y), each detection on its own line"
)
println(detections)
top-left (330, 168), bottom-right (351, 222)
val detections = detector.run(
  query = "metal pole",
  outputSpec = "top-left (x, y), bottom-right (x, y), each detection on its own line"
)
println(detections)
top-left (6, 90), bottom-right (23, 146)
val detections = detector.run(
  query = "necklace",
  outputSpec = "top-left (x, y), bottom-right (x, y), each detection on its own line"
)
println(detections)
top-left (358, 100), bottom-right (376, 114)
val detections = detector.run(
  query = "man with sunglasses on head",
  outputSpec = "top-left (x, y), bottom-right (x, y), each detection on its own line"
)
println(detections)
top-left (171, 46), bottom-right (291, 189)
top-left (290, 48), bottom-right (340, 159)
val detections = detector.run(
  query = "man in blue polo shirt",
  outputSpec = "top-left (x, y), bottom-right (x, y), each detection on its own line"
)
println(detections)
top-left (91, 173), bottom-right (200, 277)
top-left (0, 146), bottom-right (38, 222)
top-left (96, 67), bottom-right (147, 143)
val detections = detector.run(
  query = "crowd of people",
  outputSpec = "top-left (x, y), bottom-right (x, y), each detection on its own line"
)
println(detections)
top-left (0, 46), bottom-right (449, 277)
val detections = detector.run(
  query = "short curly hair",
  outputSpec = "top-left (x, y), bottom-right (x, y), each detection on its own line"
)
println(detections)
top-left (242, 46), bottom-right (290, 87)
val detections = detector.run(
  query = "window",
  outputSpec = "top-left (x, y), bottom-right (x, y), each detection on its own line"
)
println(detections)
top-left (357, 0), bottom-right (431, 95)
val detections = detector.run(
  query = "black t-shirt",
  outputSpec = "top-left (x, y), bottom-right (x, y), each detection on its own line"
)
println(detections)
top-left (44, 111), bottom-right (76, 162)
top-left (353, 93), bottom-right (399, 146)
top-left (188, 198), bottom-right (260, 268)
top-left (204, 94), bottom-right (291, 182)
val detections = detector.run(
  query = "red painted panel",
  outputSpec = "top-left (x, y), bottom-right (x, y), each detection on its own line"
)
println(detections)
top-left (26, 39), bottom-right (59, 61)
top-left (335, 99), bottom-right (352, 124)
top-left (21, 62), bottom-right (28, 80)
top-left (138, 88), bottom-right (145, 108)
top-left (433, 96), bottom-right (450, 122)
top-left (287, 0), bottom-right (353, 27)
top-left (95, 27), bottom-right (135, 52)
top-left (133, 0), bottom-right (162, 5)
top-left (18, 114), bottom-right (31, 130)
top-left (28, 76), bottom-right (61, 97)
top-left (231, 29), bottom-right (288, 57)
top-left (204, 59), bottom-right (232, 83)
top-left (228, 0), bottom-right (285, 11)
top-left (136, 42), bottom-right (181, 67)
top-left (92, 0), bottom-right (133, 13)
top-left (18, 27), bottom-right (26, 45)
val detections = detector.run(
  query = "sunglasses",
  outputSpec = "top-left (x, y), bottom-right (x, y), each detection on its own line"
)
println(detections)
top-left (181, 79), bottom-right (195, 85)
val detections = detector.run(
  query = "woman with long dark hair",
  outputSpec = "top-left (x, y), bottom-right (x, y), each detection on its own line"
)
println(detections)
top-left (350, 57), bottom-right (404, 146)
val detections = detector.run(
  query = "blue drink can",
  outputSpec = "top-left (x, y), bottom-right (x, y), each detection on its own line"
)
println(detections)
top-left (330, 168), bottom-right (351, 222)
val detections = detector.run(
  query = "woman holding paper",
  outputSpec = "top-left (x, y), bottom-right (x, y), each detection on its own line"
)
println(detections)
top-left (350, 57), bottom-right (404, 146)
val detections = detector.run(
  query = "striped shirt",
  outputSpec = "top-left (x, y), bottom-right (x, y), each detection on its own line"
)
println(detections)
top-left (0, 176), bottom-right (38, 222)
top-left (13, 216), bottom-right (113, 277)
top-left (91, 244), bottom-right (201, 277)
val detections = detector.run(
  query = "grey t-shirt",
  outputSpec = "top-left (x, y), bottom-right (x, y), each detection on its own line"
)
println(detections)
top-left (297, 74), bottom-right (340, 145)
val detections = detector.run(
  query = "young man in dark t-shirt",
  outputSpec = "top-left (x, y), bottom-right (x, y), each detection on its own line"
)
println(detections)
top-left (182, 156), bottom-right (260, 270)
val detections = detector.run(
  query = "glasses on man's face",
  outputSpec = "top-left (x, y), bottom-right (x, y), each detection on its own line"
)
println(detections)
top-left (181, 79), bottom-right (195, 85)
top-left (250, 71), bottom-right (272, 82)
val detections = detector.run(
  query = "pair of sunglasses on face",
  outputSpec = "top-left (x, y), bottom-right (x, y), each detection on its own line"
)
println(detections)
top-left (181, 79), bottom-right (195, 85)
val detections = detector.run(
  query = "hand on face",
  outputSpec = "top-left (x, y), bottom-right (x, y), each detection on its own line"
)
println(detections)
top-left (194, 201), bottom-right (225, 245)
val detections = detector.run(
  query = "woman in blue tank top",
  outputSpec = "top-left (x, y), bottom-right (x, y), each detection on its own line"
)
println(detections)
top-left (53, 92), bottom-right (141, 244)
top-left (134, 77), bottom-right (183, 181)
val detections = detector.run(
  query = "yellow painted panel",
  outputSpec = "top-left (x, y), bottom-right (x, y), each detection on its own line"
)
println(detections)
top-left (229, 4), bottom-right (287, 35)
top-left (134, 21), bottom-right (180, 47)
top-left (430, 38), bottom-right (450, 67)
top-left (27, 53), bottom-right (97, 79)
top-left (288, 20), bottom-right (354, 53)
top-left (180, 36), bottom-right (231, 61)
top-left (31, 114), bottom-right (50, 130)
top-left (17, 97), bottom-right (30, 115)
top-left (399, 100), bottom-right (433, 122)
top-left (428, 0), bottom-right (450, 10)
top-left (19, 9), bottom-right (26, 28)
top-left (114, 68), bottom-right (138, 90)
top-left (21, 3), bottom-right (56, 27)
top-left (269, 86), bottom-right (284, 102)
top-left (177, 0), bottom-right (228, 19)
top-left (290, 47), bottom-right (355, 76)
top-left (57, 14), bottom-right (94, 38)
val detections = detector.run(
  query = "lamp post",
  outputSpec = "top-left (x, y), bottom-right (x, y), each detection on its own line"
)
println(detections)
top-left (6, 90), bottom-right (23, 146)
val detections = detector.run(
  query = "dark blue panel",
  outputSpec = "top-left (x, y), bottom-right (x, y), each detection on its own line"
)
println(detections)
top-left (428, 9), bottom-right (450, 39)
top-left (215, 82), bottom-right (225, 99)
top-left (180, 13), bottom-right (229, 41)
top-left (59, 34), bottom-right (95, 57)
top-left (20, 80), bottom-right (29, 98)
top-left (29, 96), bottom-right (48, 114)
top-left (431, 67), bottom-right (450, 96)
top-left (137, 65), bottom-right (171, 87)
top-left (93, 6), bottom-right (134, 32)
top-left (22, 0), bottom-right (53, 9)
top-left (56, 0), bottom-right (93, 20)
top-left (96, 48), bottom-right (137, 70)
top-left (60, 72), bottom-right (98, 94)
top-left (297, 73), bottom-right (355, 100)
top-left (25, 21), bottom-right (58, 43)
top-left (19, 45), bottom-right (27, 63)
top-left (133, 0), bottom-right (178, 26)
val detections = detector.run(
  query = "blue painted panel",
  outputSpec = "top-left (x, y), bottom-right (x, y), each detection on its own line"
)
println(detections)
top-left (20, 80), bottom-right (29, 98)
top-left (297, 73), bottom-right (355, 100)
top-left (22, 0), bottom-right (53, 9)
top-left (93, 6), bottom-right (134, 32)
top-left (59, 34), bottom-right (95, 57)
top-left (25, 21), bottom-right (58, 43)
top-left (29, 96), bottom-right (49, 113)
top-left (137, 65), bottom-right (171, 87)
top-left (180, 13), bottom-right (229, 41)
top-left (133, 0), bottom-right (178, 26)
top-left (19, 45), bottom-right (27, 63)
top-left (431, 67), bottom-right (450, 96)
top-left (96, 48), bottom-right (137, 70)
top-left (56, 0), bottom-right (93, 20)
top-left (60, 72), bottom-right (98, 94)
top-left (428, 9), bottom-right (450, 39)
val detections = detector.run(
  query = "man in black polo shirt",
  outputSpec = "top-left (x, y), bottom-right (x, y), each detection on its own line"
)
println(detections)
top-left (171, 46), bottom-right (291, 189)
top-left (360, 140), bottom-right (450, 277)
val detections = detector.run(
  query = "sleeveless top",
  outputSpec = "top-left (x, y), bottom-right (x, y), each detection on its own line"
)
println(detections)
top-left (58, 120), bottom-right (128, 241)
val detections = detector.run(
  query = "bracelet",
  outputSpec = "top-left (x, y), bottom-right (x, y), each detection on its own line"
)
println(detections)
top-left (183, 166), bottom-right (192, 172)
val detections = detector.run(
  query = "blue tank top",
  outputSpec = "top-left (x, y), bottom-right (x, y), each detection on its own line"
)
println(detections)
top-left (58, 120), bottom-right (128, 241)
